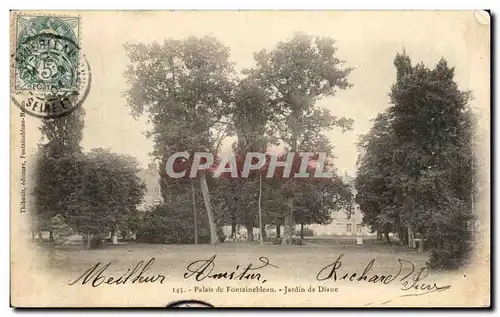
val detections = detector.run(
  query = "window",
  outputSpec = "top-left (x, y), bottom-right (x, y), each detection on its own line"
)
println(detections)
top-left (356, 224), bottom-right (362, 233)
top-left (346, 224), bottom-right (352, 233)
top-left (154, 186), bottom-right (160, 194)
top-left (336, 223), bottom-right (343, 235)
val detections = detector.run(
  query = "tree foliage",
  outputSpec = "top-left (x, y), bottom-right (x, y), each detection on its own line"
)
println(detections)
top-left (64, 149), bottom-right (146, 237)
top-left (136, 202), bottom-right (224, 244)
top-left (124, 34), bottom-right (356, 245)
top-left (31, 107), bottom-right (86, 238)
top-left (33, 106), bottom-right (146, 247)
top-left (243, 32), bottom-right (354, 243)
top-left (124, 36), bottom-right (236, 245)
top-left (356, 50), bottom-right (476, 268)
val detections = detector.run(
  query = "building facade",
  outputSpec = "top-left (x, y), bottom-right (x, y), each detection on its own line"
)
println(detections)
top-left (307, 172), bottom-right (374, 236)
top-left (308, 203), bottom-right (372, 236)
top-left (137, 163), bottom-right (163, 210)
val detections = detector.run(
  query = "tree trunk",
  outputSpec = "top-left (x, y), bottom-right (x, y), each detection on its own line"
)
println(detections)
top-left (231, 222), bottom-right (236, 237)
top-left (86, 234), bottom-right (91, 250)
top-left (258, 172), bottom-right (263, 245)
top-left (408, 225), bottom-right (416, 248)
top-left (199, 173), bottom-right (217, 245)
top-left (300, 223), bottom-right (304, 240)
top-left (282, 123), bottom-right (298, 245)
top-left (31, 232), bottom-right (36, 241)
top-left (276, 224), bottom-right (281, 238)
top-left (376, 230), bottom-right (382, 240)
top-left (246, 224), bottom-right (253, 242)
top-left (384, 226), bottom-right (391, 243)
top-left (191, 180), bottom-right (198, 244)
top-left (408, 225), bottom-right (412, 247)
top-left (49, 230), bottom-right (54, 243)
top-left (399, 226), bottom-right (406, 245)
top-left (282, 200), bottom-right (293, 244)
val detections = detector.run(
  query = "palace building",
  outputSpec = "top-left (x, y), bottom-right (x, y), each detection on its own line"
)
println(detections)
top-left (137, 163), bottom-right (163, 210)
top-left (306, 172), bottom-right (374, 237)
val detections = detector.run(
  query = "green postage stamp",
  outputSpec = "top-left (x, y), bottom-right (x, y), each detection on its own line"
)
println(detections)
top-left (11, 13), bottom-right (90, 118)
top-left (14, 15), bottom-right (81, 92)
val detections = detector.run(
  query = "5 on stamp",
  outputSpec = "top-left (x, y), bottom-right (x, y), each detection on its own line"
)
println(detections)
top-left (11, 14), bottom-right (91, 119)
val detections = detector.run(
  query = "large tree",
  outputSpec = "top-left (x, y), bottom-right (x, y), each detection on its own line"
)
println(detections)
top-left (230, 78), bottom-right (275, 242)
top-left (355, 51), bottom-right (418, 245)
top-left (355, 110), bottom-right (402, 243)
top-left (124, 36), bottom-right (235, 245)
top-left (64, 149), bottom-right (145, 248)
top-left (357, 50), bottom-right (476, 268)
top-left (390, 55), bottom-right (475, 266)
top-left (244, 33), bottom-right (353, 243)
top-left (31, 107), bottom-right (85, 241)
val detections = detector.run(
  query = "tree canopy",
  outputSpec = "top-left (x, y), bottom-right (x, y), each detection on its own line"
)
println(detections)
top-left (356, 50), bottom-right (476, 268)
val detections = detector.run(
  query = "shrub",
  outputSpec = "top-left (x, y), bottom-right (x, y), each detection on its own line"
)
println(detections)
top-left (136, 204), bottom-right (224, 244)
top-left (271, 237), bottom-right (282, 245)
top-left (294, 227), bottom-right (314, 237)
top-left (426, 202), bottom-right (474, 270)
top-left (50, 214), bottom-right (74, 239)
top-left (89, 236), bottom-right (103, 249)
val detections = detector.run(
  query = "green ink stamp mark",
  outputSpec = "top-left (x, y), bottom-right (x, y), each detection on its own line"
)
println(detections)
top-left (15, 15), bottom-right (81, 92)
top-left (11, 14), bottom-right (91, 119)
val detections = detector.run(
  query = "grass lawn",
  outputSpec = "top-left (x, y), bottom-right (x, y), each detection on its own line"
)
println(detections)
top-left (16, 237), bottom-right (477, 308)
top-left (35, 237), bottom-right (430, 282)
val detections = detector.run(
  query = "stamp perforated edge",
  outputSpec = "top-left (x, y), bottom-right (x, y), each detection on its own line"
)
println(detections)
top-left (10, 11), bottom-right (91, 119)
top-left (10, 11), bottom-right (83, 94)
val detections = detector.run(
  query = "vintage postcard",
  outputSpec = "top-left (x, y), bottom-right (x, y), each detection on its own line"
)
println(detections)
top-left (10, 10), bottom-right (490, 307)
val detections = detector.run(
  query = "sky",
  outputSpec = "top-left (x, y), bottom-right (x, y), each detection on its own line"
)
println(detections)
top-left (20, 11), bottom-right (490, 176)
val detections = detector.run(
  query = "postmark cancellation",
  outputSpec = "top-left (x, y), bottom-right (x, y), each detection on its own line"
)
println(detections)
top-left (10, 13), bottom-right (91, 119)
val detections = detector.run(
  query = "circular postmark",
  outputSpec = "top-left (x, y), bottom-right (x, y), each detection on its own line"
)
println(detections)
top-left (166, 300), bottom-right (214, 308)
top-left (11, 15), bottom-right (91, 119)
